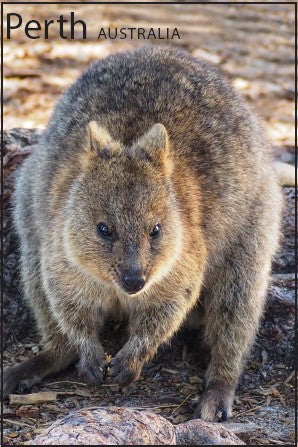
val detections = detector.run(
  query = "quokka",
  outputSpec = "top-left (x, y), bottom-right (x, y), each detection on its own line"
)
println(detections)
top-left (4, 45), bottom-right (282, 421)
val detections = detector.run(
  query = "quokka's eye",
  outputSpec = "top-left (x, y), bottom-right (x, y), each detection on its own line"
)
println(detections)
top-left (97, 222), bottom-right (113, 239)
top-left (150, 223), bottom-right (161, 239)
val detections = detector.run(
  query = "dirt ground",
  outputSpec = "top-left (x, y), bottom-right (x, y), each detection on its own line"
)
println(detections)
top-left (2, 1), bottom-right (295, 445)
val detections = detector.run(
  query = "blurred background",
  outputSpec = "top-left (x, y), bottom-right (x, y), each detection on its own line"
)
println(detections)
top-left (3, 0), bottom-right (294, 154)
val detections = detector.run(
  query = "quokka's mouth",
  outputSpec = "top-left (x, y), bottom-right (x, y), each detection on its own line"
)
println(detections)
top-left (117, 284), bottom-right (145, 296)
top-left (121, 282), bottom-right (146, 295)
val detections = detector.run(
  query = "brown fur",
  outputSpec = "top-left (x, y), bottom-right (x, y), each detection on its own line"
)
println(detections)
top-left (4, 45), bottom-right (282, 421)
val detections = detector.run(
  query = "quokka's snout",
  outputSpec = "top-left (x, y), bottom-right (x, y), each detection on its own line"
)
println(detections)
top-left (117, 251), bottom-right (147, 294)
top-left (121, 268), bottom-right (146, 294)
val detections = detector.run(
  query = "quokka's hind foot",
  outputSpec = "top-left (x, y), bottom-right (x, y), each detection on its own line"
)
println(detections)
top-left (3, 347), bottom-right (77, 399)
top-left (192, 381), bottom-right (234, 422)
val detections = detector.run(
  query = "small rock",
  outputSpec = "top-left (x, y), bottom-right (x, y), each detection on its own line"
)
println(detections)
top-left (31, 346), bottom-right (40, 354)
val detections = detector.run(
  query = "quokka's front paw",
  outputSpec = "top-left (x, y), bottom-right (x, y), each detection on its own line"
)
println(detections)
top-left (193, 381), bottom-right (234, 422)
top-left (77, 355), bottom-right (106, 386)
top-left (109, 355), bottom-right (143, 387)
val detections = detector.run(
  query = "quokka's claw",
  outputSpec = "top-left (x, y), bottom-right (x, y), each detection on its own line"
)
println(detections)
top-left (193, 382), bottom-right (234, 422)
top-left (77, 356), bottom-right (106, 386)
top-left (109, 356), bottom-right (142, 387)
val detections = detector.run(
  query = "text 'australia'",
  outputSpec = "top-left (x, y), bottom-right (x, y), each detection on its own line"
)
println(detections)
top-left (97, 28), bottom-right (181, 40)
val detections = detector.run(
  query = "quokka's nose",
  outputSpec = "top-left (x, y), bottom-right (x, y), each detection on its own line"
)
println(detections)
top-left (121, 272), bottom-right (145, 294)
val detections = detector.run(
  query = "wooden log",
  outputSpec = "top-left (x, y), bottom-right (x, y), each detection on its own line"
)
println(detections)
top-left (28, 407), bottom-right (245, 445)
top-left (9, 391), bottom-right (57, 405)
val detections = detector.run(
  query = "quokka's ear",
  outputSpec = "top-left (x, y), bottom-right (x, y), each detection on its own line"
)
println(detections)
top-left (132, 123), bottom-right (170, 168)
top-left (85, 121), bottom-right (121, 158)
